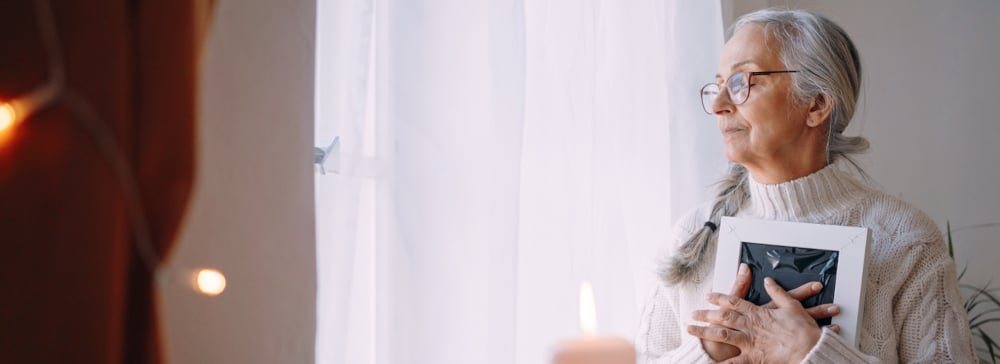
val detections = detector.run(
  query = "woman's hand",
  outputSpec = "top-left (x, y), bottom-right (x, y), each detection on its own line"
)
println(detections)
top-left (699, 264), bottom-right (751, 361)
top-left (690, 276), bottom-right (829, 363)
top-left (697, 264), bottom-right (841, 362)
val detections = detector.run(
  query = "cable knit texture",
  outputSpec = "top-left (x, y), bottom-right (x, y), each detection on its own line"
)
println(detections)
top-left (635, 163), bottom-right (977, 363)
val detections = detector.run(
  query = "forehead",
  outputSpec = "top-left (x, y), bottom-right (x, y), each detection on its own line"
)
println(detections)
top-left (718, 24), bottom-right (785, 75)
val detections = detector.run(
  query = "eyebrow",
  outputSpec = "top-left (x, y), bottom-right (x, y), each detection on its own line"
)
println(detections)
top-left (715, 60), bottom-right (757, 79)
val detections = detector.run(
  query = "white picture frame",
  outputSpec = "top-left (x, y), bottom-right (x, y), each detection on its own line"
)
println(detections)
top-left (711, 216), bottom-right (872, 348)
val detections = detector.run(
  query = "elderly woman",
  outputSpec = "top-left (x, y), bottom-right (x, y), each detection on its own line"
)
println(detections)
top-left (636, 8), bottom-right (976, 363)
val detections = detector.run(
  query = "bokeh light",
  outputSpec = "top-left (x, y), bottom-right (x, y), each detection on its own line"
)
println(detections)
top-left (195, 268), bottom-right (227, 296)
top-left (0, 103), bottom-right (16, 132)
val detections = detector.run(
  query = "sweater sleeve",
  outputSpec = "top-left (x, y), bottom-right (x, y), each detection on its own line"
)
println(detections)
top-left (636, 207), bottom-right (715, 363)
top-left (800, 327), bottom-right (881, 363)
top-left (635, 281), bottom-right (713, 364)
top-left (893, 249), bottom-right (977, 363)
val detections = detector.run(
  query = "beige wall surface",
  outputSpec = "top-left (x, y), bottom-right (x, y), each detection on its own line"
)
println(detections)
top-left (160, 0), bottom-right (317, 363)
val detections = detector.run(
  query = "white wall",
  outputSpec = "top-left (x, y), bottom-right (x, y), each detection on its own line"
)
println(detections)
top-left (159, 0), bottom-right (317, 363)
top-left (725, 0), bottom-right (1000, 346)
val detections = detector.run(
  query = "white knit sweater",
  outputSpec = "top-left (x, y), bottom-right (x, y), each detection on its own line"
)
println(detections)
top-left (636, 164), bottom-right (977, 363)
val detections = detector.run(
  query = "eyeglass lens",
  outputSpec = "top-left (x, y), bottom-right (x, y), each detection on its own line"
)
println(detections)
top-left (701, 72), bottom-right (750, 114)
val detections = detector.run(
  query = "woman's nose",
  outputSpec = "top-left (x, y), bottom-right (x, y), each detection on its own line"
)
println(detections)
top-left (711, 88), bottom-right (734, 115)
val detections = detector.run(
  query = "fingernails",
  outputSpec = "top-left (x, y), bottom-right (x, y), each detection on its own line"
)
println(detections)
top-left (739, 263), bottom-right (749, 275)
top-left (828, 306), bottom-right (840, 314)
top-left (764, 277), bottom-right (775, 285)
top-left (811, 282), bottom-right (823, 291)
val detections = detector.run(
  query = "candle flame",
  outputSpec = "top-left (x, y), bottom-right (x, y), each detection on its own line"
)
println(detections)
top-left (580, 281), bottom-right (597, 337)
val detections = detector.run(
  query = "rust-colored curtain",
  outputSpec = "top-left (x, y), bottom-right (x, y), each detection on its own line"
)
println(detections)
top-left (0, 1), bottom-right (211, 363)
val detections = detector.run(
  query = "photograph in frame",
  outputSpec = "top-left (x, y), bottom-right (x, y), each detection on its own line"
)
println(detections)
top-left (711, 216), bottom-right (872, 348)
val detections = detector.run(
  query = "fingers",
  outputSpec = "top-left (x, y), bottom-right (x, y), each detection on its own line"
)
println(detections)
top-left (763, 281), bottom-right (822, 309)
top-left (729, 263), bottom-right (752, 299)
top-left (762, 277), bottom-right (801, 308)
top-left (828, 324), bottom-right (841, 334)
top-left (692, 308), bottom-right (745, 329)
top-left (804, 304), bottom-right (840, 320)
top-left (706, 292), bottom-right (757, 314)
top-left (687, 324), bottom-right (751, 348)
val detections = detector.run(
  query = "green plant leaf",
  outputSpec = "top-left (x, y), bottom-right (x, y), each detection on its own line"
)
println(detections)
top-left (969, 286), bottom-right (1000, 324)
top-left (979, 328), bottom-right (1000, 363)
top-left (970, 307), bottom-right (1000, 327)
top-left (980, 285), bottom-right (1000, 308)
top-left (973, 317), bottom-right (1000, 331)
top-left (948, 220), bottom-right (955, 258)
top-left (969, 291), bottom-right (987, 313)
top-left (949, 220), bottom-right (1000, 363)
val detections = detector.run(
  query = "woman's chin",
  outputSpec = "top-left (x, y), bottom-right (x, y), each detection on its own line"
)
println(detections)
top-left (723, 146), bottom-right (749, 166)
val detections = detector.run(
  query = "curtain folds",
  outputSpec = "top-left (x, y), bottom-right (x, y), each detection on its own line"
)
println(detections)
top-left (0, 1), bottom-right (205, 363)
top-left (316, 1), bottom-right (723, 363)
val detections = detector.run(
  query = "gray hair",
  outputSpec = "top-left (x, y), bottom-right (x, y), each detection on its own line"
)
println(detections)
top-left (661, 8), bottom-right (869, 286)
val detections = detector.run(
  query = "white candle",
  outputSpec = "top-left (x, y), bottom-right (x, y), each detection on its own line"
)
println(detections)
top-left (550, 282), bottom-right (636, 364)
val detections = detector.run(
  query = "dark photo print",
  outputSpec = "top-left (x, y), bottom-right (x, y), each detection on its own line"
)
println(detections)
top-left (739, 241), bottom-right (839, 326)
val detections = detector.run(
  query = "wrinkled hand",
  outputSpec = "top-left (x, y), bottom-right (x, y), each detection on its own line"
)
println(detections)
top-left (690, 276), bottom-right (829, 363)
top-left (697, 264), bottom-right (841, 362)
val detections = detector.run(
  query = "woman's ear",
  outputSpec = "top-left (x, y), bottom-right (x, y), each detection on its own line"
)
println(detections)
top-left (806, 93), bottom-right (834, 128)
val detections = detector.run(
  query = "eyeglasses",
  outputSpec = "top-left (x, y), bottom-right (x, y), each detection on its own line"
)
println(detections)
top-left (700, 70), bottom-right (800, 114)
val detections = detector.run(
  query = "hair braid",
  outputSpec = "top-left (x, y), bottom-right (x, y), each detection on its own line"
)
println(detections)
top-left (661, 164), bottom-right (749, 285)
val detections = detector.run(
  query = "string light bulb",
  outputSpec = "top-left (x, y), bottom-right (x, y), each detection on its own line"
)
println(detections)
top-left (0, 81), bottom-right (61, 138)
top-left (0, 103), bottom-right (16, 132)
top-left (195, 268), bottom-right (227, 296)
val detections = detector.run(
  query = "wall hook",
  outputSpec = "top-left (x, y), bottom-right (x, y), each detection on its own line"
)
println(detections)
top-left (314, 136), bottom-right (339, 175)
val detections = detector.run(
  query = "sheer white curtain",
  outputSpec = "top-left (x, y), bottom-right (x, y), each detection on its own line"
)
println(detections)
top-left (315, 1), bottom-right (724, 363)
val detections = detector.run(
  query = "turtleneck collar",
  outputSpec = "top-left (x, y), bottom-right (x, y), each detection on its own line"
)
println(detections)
top-left (740, 162), bottom-right (870, 222)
